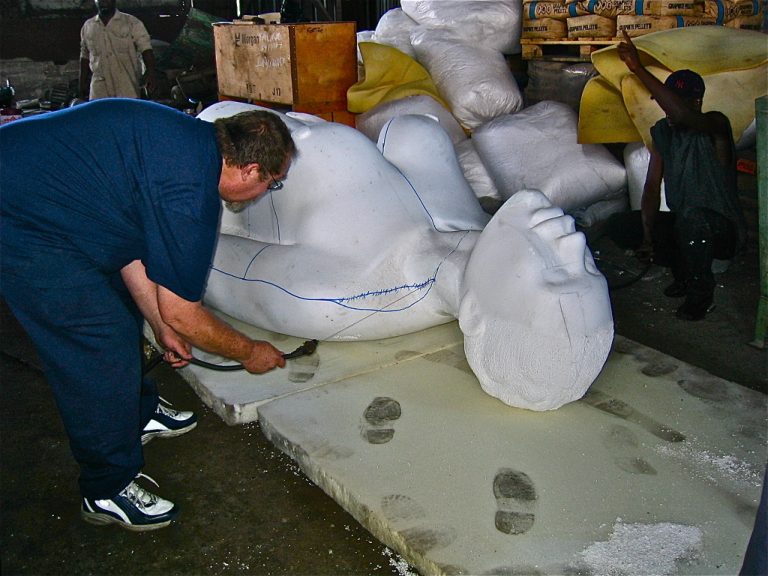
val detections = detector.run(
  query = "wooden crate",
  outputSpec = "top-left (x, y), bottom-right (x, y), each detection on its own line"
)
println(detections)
top-left (213, 21), bottom-right (357, 123)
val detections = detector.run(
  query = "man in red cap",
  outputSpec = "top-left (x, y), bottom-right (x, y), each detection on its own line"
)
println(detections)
top-left (608, 30), bottom-right (746, 321)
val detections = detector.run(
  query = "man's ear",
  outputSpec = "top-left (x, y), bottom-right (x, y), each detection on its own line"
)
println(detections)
top-left (241, 162), bottom-right (262, 182)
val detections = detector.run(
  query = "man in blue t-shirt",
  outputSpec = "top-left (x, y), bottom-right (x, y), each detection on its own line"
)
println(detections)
top-left (0, 99), bottom-right (296, 531)
top-left (607, 31), bottom-right (745, 321)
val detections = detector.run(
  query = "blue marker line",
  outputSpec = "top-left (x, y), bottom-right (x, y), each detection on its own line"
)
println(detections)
top-left (210, 231), bottom-right (471, 313)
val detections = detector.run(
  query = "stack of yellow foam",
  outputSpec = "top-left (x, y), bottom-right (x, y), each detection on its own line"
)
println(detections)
top-left (347, 42), bottom-right (448, 114)
top-left (577, 26), bottom-right (768, 145)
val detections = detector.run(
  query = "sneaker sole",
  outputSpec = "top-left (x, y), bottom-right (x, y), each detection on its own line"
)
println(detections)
top-left (81, 510), bottom-right (174, 532)
top-left (141, 421), bottom-right (198, 446)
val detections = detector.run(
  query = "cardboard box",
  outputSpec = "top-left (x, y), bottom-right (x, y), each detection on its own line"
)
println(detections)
top-left (213, 21), bottom-right (357, 114)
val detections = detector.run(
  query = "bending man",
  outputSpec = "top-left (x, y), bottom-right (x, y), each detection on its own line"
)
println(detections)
top-left (0, 99), bottom-right (296, 530)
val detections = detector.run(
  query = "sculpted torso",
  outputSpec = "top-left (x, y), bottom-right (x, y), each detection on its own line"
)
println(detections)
top-left (198, 102), bottom-right (614, 410)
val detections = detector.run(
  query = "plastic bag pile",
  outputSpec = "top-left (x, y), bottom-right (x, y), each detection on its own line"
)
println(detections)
top-left (350, 0), bottom-right (629, 221)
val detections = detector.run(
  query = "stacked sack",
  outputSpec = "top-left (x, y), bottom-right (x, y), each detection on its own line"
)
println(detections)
top-left (521, 0), bottom-right (765, 40)
top-left (349, 1), bottom-right (630, 221)
top-left (376, 1), bottom-right (526, 130)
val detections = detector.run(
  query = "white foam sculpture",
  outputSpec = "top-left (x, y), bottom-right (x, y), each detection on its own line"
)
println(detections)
top-left (197, 101), bottom-right (614, 411)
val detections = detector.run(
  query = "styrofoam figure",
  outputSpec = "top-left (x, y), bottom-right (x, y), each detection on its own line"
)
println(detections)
top-left (197, 102), bottom-right (613, 411)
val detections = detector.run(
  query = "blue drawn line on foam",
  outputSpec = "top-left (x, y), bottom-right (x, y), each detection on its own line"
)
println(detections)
top-left (378, 120), bottom-right (485, 235)
top-left (210, 231), bottom-right (471, 313)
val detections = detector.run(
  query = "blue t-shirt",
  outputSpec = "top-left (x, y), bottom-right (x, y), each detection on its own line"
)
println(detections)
top-left (0, 99), bottom-right (222, 302)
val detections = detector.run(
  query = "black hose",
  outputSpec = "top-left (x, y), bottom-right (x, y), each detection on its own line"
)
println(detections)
top-left (142, 339), bottom-right (319, 376)
top-left (188, 357), bottom-right (246, 371)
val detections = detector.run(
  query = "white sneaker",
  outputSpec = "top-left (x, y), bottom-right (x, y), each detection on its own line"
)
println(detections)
top-left (141, 397), bottom-right (197, 445)
top-left (81, 473), bottom-right (178, 531)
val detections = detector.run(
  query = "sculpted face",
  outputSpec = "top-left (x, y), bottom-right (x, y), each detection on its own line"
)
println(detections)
top-left (459, 190), bottom-right (614, 411)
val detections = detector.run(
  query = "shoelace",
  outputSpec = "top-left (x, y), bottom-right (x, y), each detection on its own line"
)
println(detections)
top-left (156, 402), bottom-right (177, 418)
top-left (156, 396), bottom-right (181, 418)
top-left (121, 472), bottom-right (160, 509)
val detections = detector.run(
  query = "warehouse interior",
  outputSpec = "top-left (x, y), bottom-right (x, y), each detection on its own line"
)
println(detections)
top-left (1, 0), bottom-right (767, 574)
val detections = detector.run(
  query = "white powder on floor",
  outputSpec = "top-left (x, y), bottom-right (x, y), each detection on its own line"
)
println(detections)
top-left (580, 518), bottom-right (703, 576)
top-left (655, 440), bottom-right (762, 488)
top-left (383, 547), bottom-right (419, 576)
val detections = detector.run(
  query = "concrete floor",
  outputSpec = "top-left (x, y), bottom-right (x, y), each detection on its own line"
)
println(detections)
top-left (1, 185), bottom-right (765, 575)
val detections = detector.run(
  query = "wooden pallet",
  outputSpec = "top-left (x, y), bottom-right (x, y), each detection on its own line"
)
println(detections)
top-left (521, 38), bottom-right (619, 61)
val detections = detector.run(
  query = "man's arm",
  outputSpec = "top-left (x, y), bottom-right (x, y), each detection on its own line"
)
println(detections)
top-left (121, 259), bottom-right (285, 373)
top-left (140, 49), bottom-right (156, 97)
top-left (79, 58), bottom-right (91, 100)
top-left (156, 285), bottom-right (286, 374)
top-left (617, 30), bottom-right (729, 136)
top-left (121, 260), bottom-right (191, 368)
top-left (131, 17), bottom-right (156, 97)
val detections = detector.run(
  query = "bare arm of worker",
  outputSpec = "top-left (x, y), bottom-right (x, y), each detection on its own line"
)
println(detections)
top-left (617, 30), bottom-right (729, 137)
top-left (141, 49), bottom-right (156, 96)
top-left (157, 285), bottom-right (286, 374)
top-left (78, 58), bottom-right (91, 100)
top-left (121, 260), bottom-right (285, 373)
top-left (637, 148), bottom-right (663, 262)
top-left (121, 260), bottom-right (192, 368)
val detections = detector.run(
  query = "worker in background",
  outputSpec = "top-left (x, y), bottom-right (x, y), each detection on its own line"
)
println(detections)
top-left (607, 30), bottom-right (745, 321)
top-left (79, 0), bottom-right (156, 100)
top-left (280, 0), bottom-right (311, 23)
top-left (0, 99), bottom-right (296, 531)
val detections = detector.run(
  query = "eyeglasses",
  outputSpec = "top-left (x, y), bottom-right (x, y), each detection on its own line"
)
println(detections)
top-left (267, 177), bottom-right (284, 191)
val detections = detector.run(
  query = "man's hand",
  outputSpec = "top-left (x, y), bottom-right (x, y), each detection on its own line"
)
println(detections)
top-left (143, 70), bottom-right (156, 97)
top-left (617, 29), bottom-right (643, 73)
top-left (242, 340), bottom-right (286, 374)
top-left (155, 324), bottom-right (192, 368)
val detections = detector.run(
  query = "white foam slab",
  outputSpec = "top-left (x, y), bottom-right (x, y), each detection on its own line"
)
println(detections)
top-left (257, 335), bottom-right (767, 576)
top-left (171, 312), bottom-right (463, 424)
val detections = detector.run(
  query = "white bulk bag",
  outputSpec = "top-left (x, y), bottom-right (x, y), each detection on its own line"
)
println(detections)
top-left (410, 27), bottom-right (523, 130)
top-left (372, 8), bottom-right (419, 58)
top-left (472, 101), bottom-right (627, 212)
top-left (400, 0), bottom-right (522, 54)
top-left (455, 138), bottom-right (503, 210)
top-left (624, 142), bottom-right (669, 212)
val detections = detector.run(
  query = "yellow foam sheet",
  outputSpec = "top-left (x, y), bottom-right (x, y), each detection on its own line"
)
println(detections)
top-left (347, 42), bottom-right (448, 114)
top-left (579, 26), bottom-right (768, 144)
top-left (578, 75), bottom-right (642, 144)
